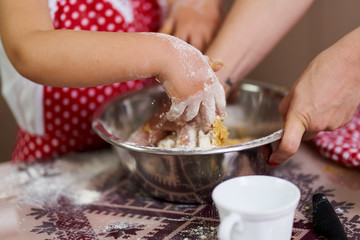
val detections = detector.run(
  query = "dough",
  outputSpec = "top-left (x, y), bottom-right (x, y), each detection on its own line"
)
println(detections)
top-left (157, 118), bottom-right (253, 150)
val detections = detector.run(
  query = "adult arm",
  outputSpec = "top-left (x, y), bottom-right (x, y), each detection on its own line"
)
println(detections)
top-left (270, 27), bottom-right (360, 164)
top-left (205, 0), bottom-right (314, 94)
top-left (205, 0), bottom-right (360, 164)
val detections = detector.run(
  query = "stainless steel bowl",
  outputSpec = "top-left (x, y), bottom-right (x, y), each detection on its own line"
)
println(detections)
top-left (92, 79), bottom-right (285, 203)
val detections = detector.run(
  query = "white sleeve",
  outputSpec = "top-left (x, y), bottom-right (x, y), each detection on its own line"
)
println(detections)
top-left (0, 43), bottom-right (45, 135)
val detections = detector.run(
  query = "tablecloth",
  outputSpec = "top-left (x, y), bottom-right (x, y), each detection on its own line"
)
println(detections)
top-left (0, 143), bottom-right (359, 240)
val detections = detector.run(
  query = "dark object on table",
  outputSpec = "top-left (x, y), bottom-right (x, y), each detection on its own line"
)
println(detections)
top-left (93, 80), bottom-right (285, 203)
top-left (312, 193), bottom-right (348, 240)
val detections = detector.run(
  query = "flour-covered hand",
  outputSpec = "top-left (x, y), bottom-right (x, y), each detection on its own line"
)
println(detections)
top-left (156, 34), bottom-right (226, 132)
top-left (127, 103), bottom-right (177, 145)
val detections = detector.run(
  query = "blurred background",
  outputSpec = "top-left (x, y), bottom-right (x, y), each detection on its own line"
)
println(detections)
top-left (1, 0), bottom-right (360, 162)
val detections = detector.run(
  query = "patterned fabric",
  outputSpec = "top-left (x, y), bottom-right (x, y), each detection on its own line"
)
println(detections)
top-left (314, 108), bottom-right (360, 169)
top-left (10, 0), bottom-right (162, 162)
top-left (52, 0), bottom-right (161, 32)
top-left (1, 148), bottom-right (359, 239)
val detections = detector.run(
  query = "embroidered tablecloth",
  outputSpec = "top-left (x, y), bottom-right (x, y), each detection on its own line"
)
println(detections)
top-left (0, 143), bottom-right (359, 240)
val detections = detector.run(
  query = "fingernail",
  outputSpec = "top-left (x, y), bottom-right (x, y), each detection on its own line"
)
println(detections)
top-left (269, 162), bottom-right (279, 167)
top-left (267, 154), bottom-right (279, 167)
top-left (210, 59), bottom-right (226, 71)
top-left (214, 59), bottom-right (225, 67)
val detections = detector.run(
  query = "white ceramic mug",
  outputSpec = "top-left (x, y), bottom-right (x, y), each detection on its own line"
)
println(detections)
top-left (212, 175), bottom-right (301, 240)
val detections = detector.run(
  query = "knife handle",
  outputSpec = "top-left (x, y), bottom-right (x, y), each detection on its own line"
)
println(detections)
top-left (312, 193), bottom-right (348, 240)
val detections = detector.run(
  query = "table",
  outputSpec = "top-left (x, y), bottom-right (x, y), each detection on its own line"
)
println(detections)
top-left (0, 143), bottom-right (359, 240)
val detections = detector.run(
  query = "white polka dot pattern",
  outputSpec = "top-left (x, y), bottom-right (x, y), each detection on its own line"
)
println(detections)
top-left (53, 0), bottom-right (161, 32)
top-left (11, 0), bottom-right (161, 162)
top-left (314, 108), bottom-right (360, 168)
top-left (12, 79), bottom-right (157, 162)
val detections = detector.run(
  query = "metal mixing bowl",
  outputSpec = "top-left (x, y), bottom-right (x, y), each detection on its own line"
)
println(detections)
top-left (92, 79), bottom-right (285, 203)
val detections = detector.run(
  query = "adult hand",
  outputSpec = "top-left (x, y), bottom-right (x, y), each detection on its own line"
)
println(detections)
top-left (159, 0), bottom-right (222, 52)
top-left (269, 32), bottom-right (360, 165)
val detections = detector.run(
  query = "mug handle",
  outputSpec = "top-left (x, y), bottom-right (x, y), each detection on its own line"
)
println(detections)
top-left (218, 213), bottom-right (243, 240)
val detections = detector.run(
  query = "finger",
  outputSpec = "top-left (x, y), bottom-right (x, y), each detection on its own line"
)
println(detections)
top-left (159, 120), bottom-right (178, 132)
top-left (269, 115), bottom-right (305, 165)
top-left (166, 101), bottom-right (187, 122)
top-left (177, 124), bottom-right (197, 148)
top-left (210, 59), bottom-right (225, 72)
top-left (214, 84), bottom-right (226, 118)
top-left (189, 34), bottom-right (205, 52)
top-left (159, 18), bottom-right (174, 35)
top-left (207, 57), bottom-right (225, 72)
top-left (147, 118), bottom-right (177, 145)
top-left (148, 127), bottom-right (170, 145)
top-left (199, 96), bottom-right (216, 132)
top-left (182, 100), bottom-right (201, 122)
top-left (174, 26), bottom-right (190, 43)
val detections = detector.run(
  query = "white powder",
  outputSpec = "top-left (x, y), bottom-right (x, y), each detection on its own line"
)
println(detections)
top-left (182, 125), bottom-right (197, 149)
top-left (336, 207), bottom-right (345, 214)
top-left (180, 225), bottom-right (217, 240)
top-left (1, 150), bottom-right (123, 207)
top-left (158, 134), bottom-right (176, 148)
top-left (74, 189), bottom-right (101, 205)
top-left (102, 222), bottom-right (140, 233)
top-left (198, 129), bottom-right (213, 148)
top-left (156, 125), bottom-right (215, 150)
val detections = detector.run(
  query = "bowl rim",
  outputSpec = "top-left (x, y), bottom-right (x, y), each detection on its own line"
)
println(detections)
top-left (92, 79), bottom-right (285, 155)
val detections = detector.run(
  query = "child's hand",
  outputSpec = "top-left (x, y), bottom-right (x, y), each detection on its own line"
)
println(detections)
top-left (129, 53), bottom-right (225, 146)
top-left (156, 34), bottom-right (226, 132)
top-left (128, 103), bottom-right (177, 146)
top-left (128, 35), bottom-right (226, 146)
top-left (160, 0), bottom-right (222, 52)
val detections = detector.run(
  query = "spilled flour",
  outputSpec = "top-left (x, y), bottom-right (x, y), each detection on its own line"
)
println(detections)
top-left (181, 225), bottom-right (217, 240)
top-left (0, 150), bottom-right (125, 207)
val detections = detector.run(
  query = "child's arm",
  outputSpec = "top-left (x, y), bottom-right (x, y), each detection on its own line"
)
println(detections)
top-left (0, 0), bottom-right (225, 129)
top-left (159, 0), bottom-right (222, 52)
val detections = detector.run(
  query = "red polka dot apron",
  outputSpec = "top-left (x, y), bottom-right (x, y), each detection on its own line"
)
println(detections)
top-left (11, 0), bottom-right (162, 162)
top-left (314, 108), bottom-right (360, 169)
